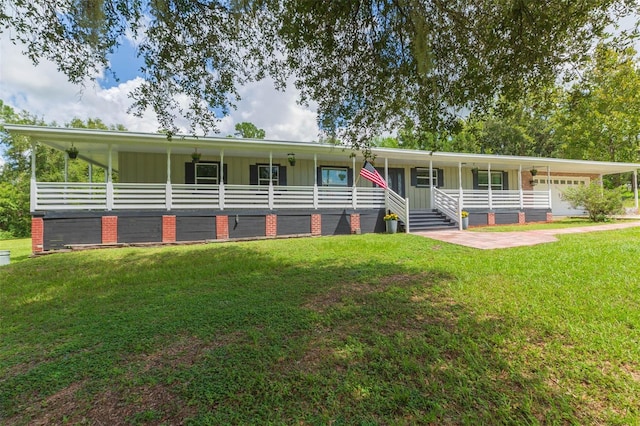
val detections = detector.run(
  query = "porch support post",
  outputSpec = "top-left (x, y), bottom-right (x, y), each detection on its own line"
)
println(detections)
top-left (352, 155), bottom-right (357, 209)
top-left (268, 151), bottom-right (274, 210)
top-left (547, 166), bottom-right (552, 210)
top-left (384, 157), bottom-right (388, 182)
top-left (599, 174), bottom-right (604, 196)
top-left (106, 145), bottom-right (113, 211)
top-left (634, 170), bottom-right (638, 210)
top-left (313, 154), bottom-right (318, 209)
top-left (487, 163), bottom-right (493, 210)
top-left (429, 160), bottom-right (434, 208)
top-left (165, 147), bottom-right (172, 210)
top-left (219, 150), bottom-right (225, 210)
top-left (64, 154), bottom-right (68, 182)
top-left (88, 164), bottom-right (92, 183)
top-left (30, 141), bottom-right (36, 212)
top-left (519, 164), bottom-right (523, 210)
top-left (458, 162), bottom-right (463, 231)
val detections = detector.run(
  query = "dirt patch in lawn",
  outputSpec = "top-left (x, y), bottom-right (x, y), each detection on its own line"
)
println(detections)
top-left (6, 334), bottom-right (245, 425)
top-left (304, 271), bottom-right (451, 313)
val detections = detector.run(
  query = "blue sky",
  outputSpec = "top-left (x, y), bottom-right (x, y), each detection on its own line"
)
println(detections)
top-left (100, 40), bottom-right (145, 89)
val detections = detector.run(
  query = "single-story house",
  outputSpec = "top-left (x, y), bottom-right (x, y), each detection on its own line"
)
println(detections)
top-left (6, 125), bottom-right (640, 253)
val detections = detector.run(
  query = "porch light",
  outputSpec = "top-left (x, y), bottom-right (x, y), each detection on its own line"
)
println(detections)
top-left (191, 148), bottom-right (201, 163)
top-left (288, 153), bottom-right (296, 166)
top-left (66, 144), bottom-right (79, 160)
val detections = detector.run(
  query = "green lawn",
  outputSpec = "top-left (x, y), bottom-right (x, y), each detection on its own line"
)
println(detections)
top-left (2, 232), bottom-right (640, 424)
top-left (0, 238), bottom-right (32, 264)
top-left (470, 217), bottom-right (626, 232)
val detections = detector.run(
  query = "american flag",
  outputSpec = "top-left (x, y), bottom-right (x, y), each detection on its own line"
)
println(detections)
top-left (359, 161), bottom-right (387, 189)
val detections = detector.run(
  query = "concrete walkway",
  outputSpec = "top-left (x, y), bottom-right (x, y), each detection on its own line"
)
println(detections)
top-left (413, 221), bottom-right (640, 250)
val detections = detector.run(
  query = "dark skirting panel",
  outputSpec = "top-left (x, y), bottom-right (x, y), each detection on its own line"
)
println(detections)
top-left (468, 212), bottom-right (488, 227)
top-left (321, 211), bottom-right (351, 235)
top-left (359, 209), bottom-right (386, 233)
top-left (495, 212), bottom-right (519, 225)
top-left (524, 209), bottom-right (549, 222)
top-left (278, 214), bottom-right (312, 235)
top-left (118, 216), bottom-right (162, 243)
top-left (228, 214), bottom-right (265, 239)
top-left (43, 217), bottom-right (102, 251)
top-left (176, 216), bottom-right (216, 241)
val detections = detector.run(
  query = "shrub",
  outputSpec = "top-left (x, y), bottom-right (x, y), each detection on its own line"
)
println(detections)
top-left (561, 183), bottom-right (624, 222)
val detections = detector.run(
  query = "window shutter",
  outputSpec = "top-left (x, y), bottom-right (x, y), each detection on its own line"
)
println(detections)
top-left (472, 169), bottom-right (479, 190)
top-left (502, 171), bottom-right (509, 190)
top-left (222, 164), bottom-right (228, 184)
top-left (249, 164), bottom-right (258, 185)
top-left (185, 162), bottom-right (195, 184)
top-left (316, 167), bottom-right (323, 186)
top-left (347, 168), bottom-right (354, 187)
top-left (278, 165), bottom-right (287, 186)
top-left (410, 168), bottom-right (417, 186)
top-left (437, 169), bottom-right (444, 188)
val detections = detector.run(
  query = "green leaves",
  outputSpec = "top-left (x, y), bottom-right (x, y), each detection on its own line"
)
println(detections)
top-left (561, 182), bottom-right (625, 221)
top-left (554, 42), bottom-right (640, 164)
top-left (3, 0), bottom-right (638, 144)
top-left (233, 121), bottom-right (266, 139)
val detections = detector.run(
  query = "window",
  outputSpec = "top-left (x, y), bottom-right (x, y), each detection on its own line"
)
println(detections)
top-left (415, 168), bottom-right (439, 187)
top-left (258, 164), bottom-right (279, 186)
top-left (478, 171), bottom-right (503, 190)
top-left (195, 163), bottom-right (219, 185)
top-left (321, 167), bottom-right (349, 186)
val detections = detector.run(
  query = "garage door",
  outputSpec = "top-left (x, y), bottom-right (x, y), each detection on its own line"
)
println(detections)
top-left (533, 177), bottom-right (590, 216)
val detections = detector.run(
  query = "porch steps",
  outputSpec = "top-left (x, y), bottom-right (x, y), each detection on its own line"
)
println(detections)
top-left (409, 209), bottom-right (458, 232)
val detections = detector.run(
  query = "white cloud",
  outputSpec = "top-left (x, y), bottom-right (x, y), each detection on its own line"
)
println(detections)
top-left (222, 78), bottom-right (320, 141)
top-left (0, 35), bottom-right (319, 141)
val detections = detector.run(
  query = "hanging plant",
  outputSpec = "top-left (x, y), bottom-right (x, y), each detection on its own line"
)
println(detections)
top-left (191, 149), bottom-right (201, 163)
top-left (288, 153), bottom-right (296, 166)
top-left (66, 145), bottom-right (79, 159)
top-left (530, 168), bottom-right (538, 176)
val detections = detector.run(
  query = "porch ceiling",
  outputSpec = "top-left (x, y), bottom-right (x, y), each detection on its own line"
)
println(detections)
top-left (6, 124), bottom-right (640, 176)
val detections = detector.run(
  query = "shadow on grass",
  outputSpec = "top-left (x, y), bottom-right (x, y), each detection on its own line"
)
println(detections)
top-left (1, 241), bottom-right (575, 424)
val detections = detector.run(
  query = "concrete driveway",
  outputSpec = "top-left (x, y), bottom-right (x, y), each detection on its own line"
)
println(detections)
top-left (413, 221), bottom-right (640, 250)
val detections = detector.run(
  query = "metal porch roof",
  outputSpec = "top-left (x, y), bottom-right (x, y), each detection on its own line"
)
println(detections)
top-left (5, 124), bottom-right (640, 175)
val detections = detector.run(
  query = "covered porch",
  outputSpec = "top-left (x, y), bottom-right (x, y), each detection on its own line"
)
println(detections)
top-left (6, 125), bottom-right (640, 252)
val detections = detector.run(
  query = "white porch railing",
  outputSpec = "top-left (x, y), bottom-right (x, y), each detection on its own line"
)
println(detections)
top-left (172, 184), bottom-right (220, 209)
top-left (32, 183), bottom-right (547, 219)
top-left (386, 189), bottom-right (410, 232)
top-left (442, 189), bottom-right (550, 210)
top-left (433, 188), bottom-right (460, 223)
top-left (35, 182), bottom-right (107, 210)
top-left (32, 182), bottom-right (388, 212)
top-left (112, 183), bottom-right (166, 210)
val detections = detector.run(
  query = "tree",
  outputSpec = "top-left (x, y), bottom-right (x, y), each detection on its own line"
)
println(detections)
top-left (554, 43), bottom-right (640, 165)
top-left (0, 101), bottom-right (47, 237)
top-left (2, 1), bottom-right (637, 146)
top-left (233, 122), bottom-right (266, 139)
top-left (0, 100), bottom-right (126, 237)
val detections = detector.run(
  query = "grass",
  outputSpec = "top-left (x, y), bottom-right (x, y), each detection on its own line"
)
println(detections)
top-left (470, 217), bottom-right (630, 232)
top-left (2, 231), bottom-right (640, 424)
top-left (0, 238), bottom-right (31, 264)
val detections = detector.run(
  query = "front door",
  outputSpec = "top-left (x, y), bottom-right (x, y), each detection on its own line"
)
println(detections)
top-left (376, 167), bottom-right (405, 198)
